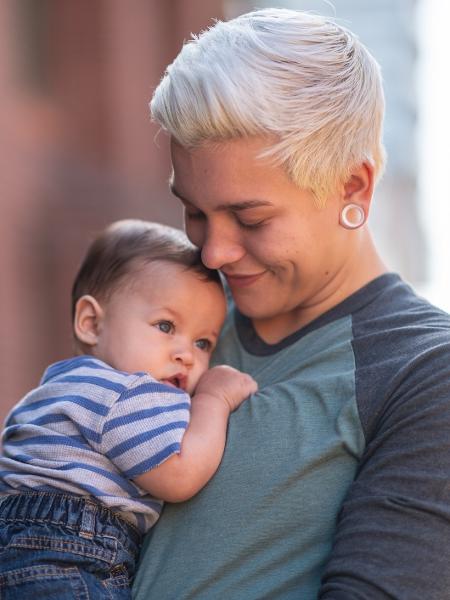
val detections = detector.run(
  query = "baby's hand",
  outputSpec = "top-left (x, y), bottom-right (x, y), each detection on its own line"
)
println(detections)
top-left (195, 365), bottom-right (258, 412)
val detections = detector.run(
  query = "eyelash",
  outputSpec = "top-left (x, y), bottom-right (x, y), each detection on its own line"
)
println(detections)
top-left (195, 339), bottom-right (213, 352)
top-left (154, 320), bottom-right (174, 334)
top-left (154, 322), bottom-right (213, 353)
top-left (186, 211), bottom-right (265, 229)
top-left (237, 219), bottom-right (266, 230)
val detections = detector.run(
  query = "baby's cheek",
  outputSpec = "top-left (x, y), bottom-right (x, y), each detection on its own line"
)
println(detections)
top-left (190, 362), bottom-right (210, 394)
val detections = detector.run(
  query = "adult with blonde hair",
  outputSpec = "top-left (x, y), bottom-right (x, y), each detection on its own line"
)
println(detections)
top-left (133, 8), bottom-right (450, 599)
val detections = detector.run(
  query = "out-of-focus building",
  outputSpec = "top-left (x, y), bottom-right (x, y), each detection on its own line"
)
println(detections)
top-left (0, 0), bottom-right (425, 423)
top-left (0, 0), bottom-right (224, 422)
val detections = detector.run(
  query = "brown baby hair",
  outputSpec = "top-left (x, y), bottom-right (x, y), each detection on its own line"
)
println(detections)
top-left (71, 219), bottom-right (222, 322)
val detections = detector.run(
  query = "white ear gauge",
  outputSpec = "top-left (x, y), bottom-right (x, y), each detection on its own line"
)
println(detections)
top-left (340, 203), bottom-right (365, 229)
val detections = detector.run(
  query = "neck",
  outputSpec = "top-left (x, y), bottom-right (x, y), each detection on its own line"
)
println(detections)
top-left (253, 230), bottom-right (387, 344)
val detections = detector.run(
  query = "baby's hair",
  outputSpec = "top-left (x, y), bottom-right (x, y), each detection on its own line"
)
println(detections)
top-left (71, 219), bottom-right (221, 319)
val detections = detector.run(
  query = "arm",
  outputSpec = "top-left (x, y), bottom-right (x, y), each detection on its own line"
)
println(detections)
top-left (319, 345), bottom-right (450, 599)
top-left (133, 365), bottom-right (257, 502)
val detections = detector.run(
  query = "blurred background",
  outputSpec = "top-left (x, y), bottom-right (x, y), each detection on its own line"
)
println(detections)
top-left (1, 0), bottom-right (449, 422)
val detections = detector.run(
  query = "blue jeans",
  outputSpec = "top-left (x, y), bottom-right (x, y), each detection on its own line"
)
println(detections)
top-left (0, 491), bottom-right (141, 599)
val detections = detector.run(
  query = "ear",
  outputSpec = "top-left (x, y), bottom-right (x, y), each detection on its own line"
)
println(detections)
top-left (73, 295), bottom-right (104, 347)
top-left (342, 162), bottom-right (375, 215)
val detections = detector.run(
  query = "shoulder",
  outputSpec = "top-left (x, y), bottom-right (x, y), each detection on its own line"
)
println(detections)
top-left (351, 276), bottom-right (450, 438)
top-left (37, 355), bottom-right (177, 418)
top-left (352, 275), bottom-right (450, 371)
top-left (42, 355), bottom-right (151, 395)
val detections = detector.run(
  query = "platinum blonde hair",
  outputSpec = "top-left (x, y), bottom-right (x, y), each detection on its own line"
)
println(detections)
top-left (151, 8), bottom-right (386, 205)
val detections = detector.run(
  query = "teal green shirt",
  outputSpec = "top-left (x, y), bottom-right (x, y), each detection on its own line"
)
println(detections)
top-left (133, 275), bottom-right (450, 599)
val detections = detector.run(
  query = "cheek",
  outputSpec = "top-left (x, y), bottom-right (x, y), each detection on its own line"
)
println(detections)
top-left (246, 231), bottom-right (285, 263)
top-left (254, 219), bottom-right (313, 261)
top-left (195, 352), bottom-right (211, 375)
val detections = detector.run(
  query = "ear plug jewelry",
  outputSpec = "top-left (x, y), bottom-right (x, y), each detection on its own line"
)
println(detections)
top-left (340, 203), bottom-right (365, 229)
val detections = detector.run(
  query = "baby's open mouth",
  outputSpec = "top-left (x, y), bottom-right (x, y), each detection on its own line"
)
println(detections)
top-left (162, 375), bottom-right (186, 390)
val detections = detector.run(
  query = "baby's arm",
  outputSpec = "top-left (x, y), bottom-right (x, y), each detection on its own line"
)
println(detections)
top-left (133, 365), bottom-right (257, 502)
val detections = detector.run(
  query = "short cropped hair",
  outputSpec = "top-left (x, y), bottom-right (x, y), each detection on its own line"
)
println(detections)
top-left (71, 219), bottom-right (221, 319)
top-left (151, 8), bottom-right (386, 205)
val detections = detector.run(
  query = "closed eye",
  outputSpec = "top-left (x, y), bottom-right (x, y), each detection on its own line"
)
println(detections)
top-left (236, 217), bottom-right (267, 229)
top-left (232, 210), bottom-right (269, 230)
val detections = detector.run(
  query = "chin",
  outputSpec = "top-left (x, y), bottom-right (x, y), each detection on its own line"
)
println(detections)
top-left (234, 299), bottom-right (277, 320)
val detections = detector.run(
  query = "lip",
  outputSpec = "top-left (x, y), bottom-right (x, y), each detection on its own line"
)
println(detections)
top-left (161, 373), bottom-right (188, 391)
top-left (223, 271), bottom-right (267, 288)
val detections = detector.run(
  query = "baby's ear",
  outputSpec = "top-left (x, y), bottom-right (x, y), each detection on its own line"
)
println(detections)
top-left (73, 295), bottom-right (104, 347)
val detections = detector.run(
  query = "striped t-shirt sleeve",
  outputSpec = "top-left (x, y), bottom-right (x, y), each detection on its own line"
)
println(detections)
top-left (100, 375), bottom-right (191, 479)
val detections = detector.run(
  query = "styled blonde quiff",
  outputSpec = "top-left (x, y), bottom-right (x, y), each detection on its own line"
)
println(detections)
top-left (150, 8), bottom-right (386, 206)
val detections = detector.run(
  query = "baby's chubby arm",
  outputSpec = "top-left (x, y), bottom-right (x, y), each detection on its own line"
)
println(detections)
top-left (133, 366), bottom-right (257, 502)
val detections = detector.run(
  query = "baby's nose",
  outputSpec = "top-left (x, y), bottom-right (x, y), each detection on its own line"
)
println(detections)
top-left (172, 346), bottom-right (194, 366)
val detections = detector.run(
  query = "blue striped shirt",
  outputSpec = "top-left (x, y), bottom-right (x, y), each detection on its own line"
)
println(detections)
top-left (0, 356), bottom-right (190, 533)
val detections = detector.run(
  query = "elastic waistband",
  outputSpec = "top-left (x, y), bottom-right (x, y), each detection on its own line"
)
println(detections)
top-left (0, 491), bottom-right (141, 552)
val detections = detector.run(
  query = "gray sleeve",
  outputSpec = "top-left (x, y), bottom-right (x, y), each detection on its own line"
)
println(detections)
top-left (319, 344), bottom-right (450, 599)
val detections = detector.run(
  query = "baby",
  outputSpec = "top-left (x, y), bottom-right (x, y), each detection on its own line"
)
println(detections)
top-left (0, 219), bottom-right (257, 599)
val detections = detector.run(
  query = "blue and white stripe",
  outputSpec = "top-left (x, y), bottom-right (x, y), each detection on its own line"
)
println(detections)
top-left (0, 356), bottom-right (190, 532)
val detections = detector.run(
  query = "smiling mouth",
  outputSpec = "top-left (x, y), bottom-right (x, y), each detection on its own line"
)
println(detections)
top-left (223, 271), bottom-right (266, 288)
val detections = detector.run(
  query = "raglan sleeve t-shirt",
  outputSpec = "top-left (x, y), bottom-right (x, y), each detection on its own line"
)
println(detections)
top-left (132, 273), bottom-right (450, 599)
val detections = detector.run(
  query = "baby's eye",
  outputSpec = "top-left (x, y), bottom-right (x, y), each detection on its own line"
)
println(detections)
top-left (195, 338), bottom-right (212, 352)
top-left (155, 320), bottom-right (174, 334)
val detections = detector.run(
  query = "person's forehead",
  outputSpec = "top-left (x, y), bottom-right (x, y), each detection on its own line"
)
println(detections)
top-left (170, 137), bottom-right (293, 208)
top-left (170, 180), bottom-right (273, 212)
top-left (170, 136), bottom-right (271, 168)
top-left (133, 261), bottom-right (222, 297)
top-left (111, 262), bottom-right (223, 316)
top-left (132, 263), bottom-right (226, 330)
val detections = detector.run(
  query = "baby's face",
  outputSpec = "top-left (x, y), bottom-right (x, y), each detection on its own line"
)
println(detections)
top-left (93, 261), bottom-right (226, 395)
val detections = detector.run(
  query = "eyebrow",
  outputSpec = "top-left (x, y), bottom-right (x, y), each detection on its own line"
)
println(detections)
top-left (170, 184), bottom-right (273, 211)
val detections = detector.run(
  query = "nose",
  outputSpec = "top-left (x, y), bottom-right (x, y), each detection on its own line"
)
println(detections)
top-left (172, 343), bottom-right (194, 367)
top-left (201, 224), bottom-right (245, 270)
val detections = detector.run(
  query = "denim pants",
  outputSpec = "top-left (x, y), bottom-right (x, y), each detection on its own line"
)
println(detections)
top-left (0, 491), bottom-right (141, 599)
